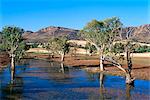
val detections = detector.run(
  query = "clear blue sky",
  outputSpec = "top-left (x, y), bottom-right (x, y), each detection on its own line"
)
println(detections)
top-left (0, 0), bottom-right (149, 31)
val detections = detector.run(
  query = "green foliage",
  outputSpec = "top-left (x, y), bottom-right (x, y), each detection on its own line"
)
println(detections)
top-left (85, 43), bottom-right (97, 54)
top-left (0, 43), bottom-right (5, 51)
top-left (80, 17), bottom-right (122, 51)
top-left (111, 41), bottom-right (150, 53)
top-left (134, 45), bottom-right (150, 53)
top-left (112, 43), bottom-right (124, 54)
top-left (45, 36), bottom-right (70, 55)
top-left (30, 43), bottom-right (39, 48)
top-left (0, 26), bottom-right (25, 59)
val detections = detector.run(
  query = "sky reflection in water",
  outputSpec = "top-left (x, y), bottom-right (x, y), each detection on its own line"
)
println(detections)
top-left (0, 59), bottom-right (150, 100)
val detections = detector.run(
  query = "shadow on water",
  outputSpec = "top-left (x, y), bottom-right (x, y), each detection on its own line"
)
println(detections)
top-left (0, 59), bottom-right (150, 100)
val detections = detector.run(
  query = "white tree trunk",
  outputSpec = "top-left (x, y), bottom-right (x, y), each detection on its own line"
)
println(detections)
top-left (10, 54), bottom-right (15, 84)
top-left (100, 55), bottom-right (104, 71)
top-left (125, 72), bottom-right (135, 84)
top-left (61, 52), bottom-right (65, 61)
top-left (99, 49), bottom-right (104, 71)
top-left (90, 43), bottom-right (104, 71)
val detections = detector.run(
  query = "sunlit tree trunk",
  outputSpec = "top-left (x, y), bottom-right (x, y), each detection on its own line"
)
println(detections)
top-left (10, 54), bottom-right (15, 84)
top-left (94, 44), bottom-right (104, 71)
top-left (61, 52), bottom-right (65, 61)
top-left (99, 49), bottom-right (104, 71)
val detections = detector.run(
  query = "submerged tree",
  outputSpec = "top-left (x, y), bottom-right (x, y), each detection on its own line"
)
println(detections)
top-left (80, 17), bottom-right (137, 84)
top-left (46, 36), bottom-right (69, 61)
top-left (80, 17), bottom-right (123, 71)
top-left (123, 28), bottom-right (138, 84)
top-left (111, 28), bottom-right (138, 84)
top-left (0, 26), bottom-right (25, 83)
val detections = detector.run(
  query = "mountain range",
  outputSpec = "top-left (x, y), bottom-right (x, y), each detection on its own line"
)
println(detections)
top-left (121, 24), bottom-right (150, 43)
top-left (0, 24), bottom-right (150, 44)
top-left (23, 24), bottom-right (150, 44)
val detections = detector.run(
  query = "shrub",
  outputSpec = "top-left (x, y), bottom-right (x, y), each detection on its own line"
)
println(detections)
top-left (134, 45), bottom-right (150, 53)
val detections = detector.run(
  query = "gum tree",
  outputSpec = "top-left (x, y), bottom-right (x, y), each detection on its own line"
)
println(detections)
top-left (80, 17), bottom-right (123, 71)
top-left (46, 36), bottom-right (69, 61)
top-left (111, 28), bottom-right (137, 84)
top-left (122, 28), bottom-right (138, 84)
top-left (0, 26), bottom-right (25, 83)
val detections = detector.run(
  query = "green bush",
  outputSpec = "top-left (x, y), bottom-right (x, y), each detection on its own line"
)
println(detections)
top-left (30, 43), bottom-right (39, 48)
top-left (134, 45), bottom-right (150, 53)
top-left (0, 43), bottom-right (5, 51)
top-left (112, 43), bottom-right (124, 54)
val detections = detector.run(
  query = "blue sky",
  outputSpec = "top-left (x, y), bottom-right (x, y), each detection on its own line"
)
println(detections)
top-left (0, 0), bottom-right (149, 31)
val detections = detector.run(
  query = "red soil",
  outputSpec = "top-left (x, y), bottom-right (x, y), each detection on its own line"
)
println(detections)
top-left (0, 52), bottom-right (10, 68)
top-left (1, 53), bottom-right (150, 80)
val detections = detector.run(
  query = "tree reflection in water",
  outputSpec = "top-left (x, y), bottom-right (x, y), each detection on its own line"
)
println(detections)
top-left (126, 84), bottom-right (134, 100)
top-left (1, 76), bottom-right (24, 100)
top-left (85, 71), bottom-right (106, 99)
top-left (1, 59), bottom-right (29, 99)
top-left (60, 63), bottom-right (65, 73)
top-left (0, 59), bottom-right (147, 100)
top-left (98, 72), bottom-right (135, 99)
top-left (0, 80), bottom-right (1, 98)
top-left (59, 62), bottom-right (69, 74)
top-left (99, 72), bottom-right (105, 100)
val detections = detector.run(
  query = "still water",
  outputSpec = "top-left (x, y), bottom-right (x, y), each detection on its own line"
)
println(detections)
top-left (0, 59), bottom-right (150, 100)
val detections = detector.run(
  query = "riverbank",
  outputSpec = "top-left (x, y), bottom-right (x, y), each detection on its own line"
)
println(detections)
top-left (0, 52), bottom-right (149, 80)
top-left (0, 52), bottom-right (9, 71)
top-left (26, 53), bottom-right (150, 80)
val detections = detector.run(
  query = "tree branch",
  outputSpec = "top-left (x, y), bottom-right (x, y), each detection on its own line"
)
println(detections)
top-left (104, 56), bottom-right (126, 73)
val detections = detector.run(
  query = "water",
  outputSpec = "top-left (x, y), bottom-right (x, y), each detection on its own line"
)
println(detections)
top-left (0, 59), bottom-right (150, 100)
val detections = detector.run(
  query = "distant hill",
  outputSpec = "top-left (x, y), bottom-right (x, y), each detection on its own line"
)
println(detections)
top-left (121, 24), bottom-right (150, 43)
top-left (23, 26), bottom-right (79, 43)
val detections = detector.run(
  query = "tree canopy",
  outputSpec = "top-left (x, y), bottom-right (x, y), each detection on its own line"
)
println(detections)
top-left (80, 17), bottom-right (123, 71)
top-left (0, 26), bottom-right (25, 59)
top-left (80, 17), bottom-right (123, 51)
top-left (45, 36), bottom-right (69, 61)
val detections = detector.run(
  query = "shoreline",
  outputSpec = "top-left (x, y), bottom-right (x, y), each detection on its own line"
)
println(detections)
top-left (0, 53), bottom-right (150, 80)
top-left (26, 53), bottom-right (150, 80)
